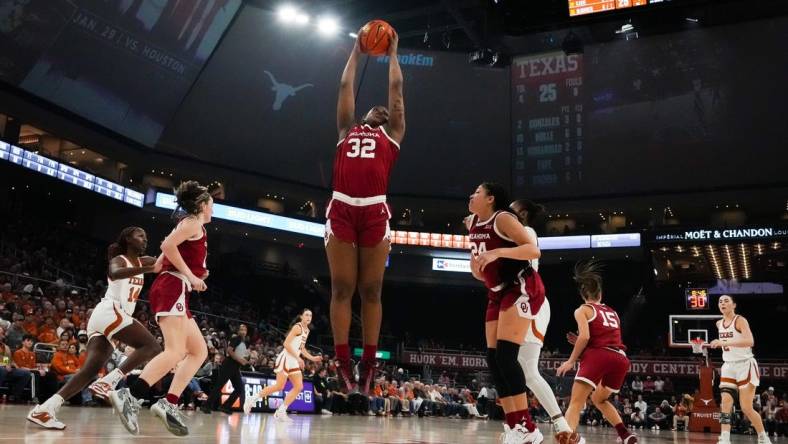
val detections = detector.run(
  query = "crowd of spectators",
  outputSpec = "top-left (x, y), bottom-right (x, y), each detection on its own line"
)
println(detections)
top-left (1, 216), bottom-right (787, 436)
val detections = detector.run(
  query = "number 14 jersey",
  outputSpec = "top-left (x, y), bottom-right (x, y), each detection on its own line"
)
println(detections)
top-left (333, 124), bottom-right (400, 198)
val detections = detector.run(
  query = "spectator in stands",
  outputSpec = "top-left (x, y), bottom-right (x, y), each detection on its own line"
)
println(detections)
top-left (461, 388), bottom-right (485, 418)
top-left (673, 397), bottom-right (690, 431)
top-left (611, 394), bottom-right (623, 414)
top-left (635, 394), bottom-right (648, 417)
top-left (369, 378), bottom-right (385, 415)
top-left (776, 400), bottom-right (788, 437)
top-left (429, 385), bottom-right (447, 416)
top-left (631, 376), bottom-right (643, 394)
top-left (5, 313), bottom-right (26, 350)
top-left (664, 376), bottom-right (675, 394)
top-left (763, 395), bottom-right (778, 437)
top-left (56, 318), bottom-right (72, 338)
top-left (622, 398), bottom-right (633, 425)
top-left (631, 407), bottom-right (646, 429)
top-left (76, 330), bottom-right (88, 353)
top-left (654, 376), bottom-right (665, 393)
top-left (648, 400), bottom-right (670, 430)
top-left (49, 339), bottom-right (78, 383)
top-left (0, 326), bottom-right (32, 402)
top-left (37, 317), bottom-right (58, 344)
top-left (644, 376), bottom-right (655, 393)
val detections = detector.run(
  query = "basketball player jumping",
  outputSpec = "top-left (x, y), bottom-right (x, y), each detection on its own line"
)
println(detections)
top-left (711, 295), bottom-right (772, 444)
top-left (557, 261), bottom-right (637, 444)
top-left (27, 227), bottom-right (163, 430)
top-left (111, 181), bottom-right (212, 436)
top-left (510, 200), bottom-right (578, 444)
top-left (327, 29), bottom-right (404, 394)
top-left (243, 308), bottom-right (322, 421)
top-left (467, 183), bottom-right (545, 444)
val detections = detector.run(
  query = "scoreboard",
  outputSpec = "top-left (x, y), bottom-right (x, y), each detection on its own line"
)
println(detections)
top-left (511, 51), bottom-right (585, 194)
top-left (685, 288), bottom-right (710, 310)
top-left (569, 0), bottom-right (666, 17)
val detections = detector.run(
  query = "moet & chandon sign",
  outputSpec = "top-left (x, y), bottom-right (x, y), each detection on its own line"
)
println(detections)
top-left (654, 227), bottom-right (785, 242)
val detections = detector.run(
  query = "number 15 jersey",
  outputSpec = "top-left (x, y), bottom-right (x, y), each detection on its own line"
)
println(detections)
top-left (333, 124), bottom-right (400, 198)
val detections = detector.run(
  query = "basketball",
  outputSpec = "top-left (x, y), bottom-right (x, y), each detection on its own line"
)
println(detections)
top-left (358, 19), bottom-right (394, 56)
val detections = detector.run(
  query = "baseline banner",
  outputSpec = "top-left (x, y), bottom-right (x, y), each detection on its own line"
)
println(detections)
top-left (400, 351), bottom-right (788, 379)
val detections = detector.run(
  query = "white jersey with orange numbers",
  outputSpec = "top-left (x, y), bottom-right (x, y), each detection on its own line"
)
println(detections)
top-left (717, 315), bottom-right (754, 362)
top-left (105, 255), bottom-right (145, 316)
top-left (274, 324), bottom-right (310, 374)
top-left (286, 324), bottom-right (309, 356)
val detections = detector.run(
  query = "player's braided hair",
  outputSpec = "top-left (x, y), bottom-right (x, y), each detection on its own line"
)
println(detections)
top-left (574, 259), bottom-right (603, 301)
top-left (107, 226), bottom-right (144, 261)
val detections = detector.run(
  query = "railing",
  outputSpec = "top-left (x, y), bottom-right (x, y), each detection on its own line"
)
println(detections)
top-left (0, 270), bottom-right (87, 291)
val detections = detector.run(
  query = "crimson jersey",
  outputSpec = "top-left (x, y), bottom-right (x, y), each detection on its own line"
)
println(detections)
top-left (469, 211), bottom-right (531, 291)
top-left (162, 225), bottom-right (208, 278)
top-left (585, 303), bottom-right (626, 351)
top-left (333, 123), bottom-right (400, 197)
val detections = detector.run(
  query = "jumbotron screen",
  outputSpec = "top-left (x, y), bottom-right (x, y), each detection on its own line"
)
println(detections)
top-left (568, 0), bottom-right (669, 17)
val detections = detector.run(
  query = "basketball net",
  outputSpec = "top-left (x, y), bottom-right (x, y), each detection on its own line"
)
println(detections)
top-left (690, 337), bottom-right (709, 367)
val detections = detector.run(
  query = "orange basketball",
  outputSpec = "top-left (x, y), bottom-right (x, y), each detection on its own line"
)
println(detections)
top-left (358, 19), bottom-right (394, 56)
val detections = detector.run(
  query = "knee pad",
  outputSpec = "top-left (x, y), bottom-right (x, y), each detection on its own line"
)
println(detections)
top-left (521, 357), bottom-right (541, 381)
top-left (487, 348), bottom-right (509, 397)
top-left (720, 412), bottom-right (732, 425)
top-left (496, 340), bottom-right (527, 396)
top-left (720, 387), bottom-right (738, 403)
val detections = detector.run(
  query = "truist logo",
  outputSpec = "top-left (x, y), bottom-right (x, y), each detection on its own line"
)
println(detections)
top-left (264, 70), bottom-right (313, 110)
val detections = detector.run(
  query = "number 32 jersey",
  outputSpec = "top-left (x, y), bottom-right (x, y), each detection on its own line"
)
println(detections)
top-left (333, 124), bottom-right (400, 198)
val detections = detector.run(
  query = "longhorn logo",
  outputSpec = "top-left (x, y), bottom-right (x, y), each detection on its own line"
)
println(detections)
top-left (264, 70), bottom-right (313, 110)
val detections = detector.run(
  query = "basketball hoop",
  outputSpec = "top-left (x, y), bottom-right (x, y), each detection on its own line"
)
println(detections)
top-left (690, 338), bottom-right (707, 355)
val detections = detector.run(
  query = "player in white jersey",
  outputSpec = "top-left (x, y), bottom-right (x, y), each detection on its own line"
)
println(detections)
top-left (710, 295), bottom-right (771, 444)
top-left (244, 308), bottom-right (322, 422)
top-left (27, 227), bottom-right (163, 431)
top-left (510, 200), bottom-right (581, 444)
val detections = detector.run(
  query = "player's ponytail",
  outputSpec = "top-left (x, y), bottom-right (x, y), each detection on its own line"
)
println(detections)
top-left (574, 259), bottom-right (603, 302)
top-left (480, 182), bottom-right (510, 212)
top-left (173, 180), bottom-right (211, 220)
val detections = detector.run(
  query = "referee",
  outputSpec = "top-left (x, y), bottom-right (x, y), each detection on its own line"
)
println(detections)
top-left (203, 324), bottom-right (249, 414)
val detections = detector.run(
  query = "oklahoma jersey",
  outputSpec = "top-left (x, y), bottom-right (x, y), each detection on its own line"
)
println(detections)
top-left (585, 303), bottom-right (626, 351)
top-left (333, 123), bottom-right (400, 198)
top-left (161, 225), bottom-right (208, 278)
top-left (468, 211), bottom-right (532, 291)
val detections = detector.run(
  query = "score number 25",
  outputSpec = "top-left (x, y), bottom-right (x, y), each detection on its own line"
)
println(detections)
top-left (539, 83), bottom-right (557, 102)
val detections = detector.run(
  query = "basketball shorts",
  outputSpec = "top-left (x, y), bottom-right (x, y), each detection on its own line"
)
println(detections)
top-left (148, 272), bottom-right (192, 320)
top-left (575, 347), bottom-right (630, 392)
top-left (325, 192), bottom-right (392, 248)
top-left (524, 297), bottom-right (550, 346)
top-left (274, 350), bottom-right (302, 375)
top-left (485, 269), bottom-right (546, 322)
top-left (86, 299), bottom-right (133, 343)
top-left (719, 358), bottom-right (760, 389)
